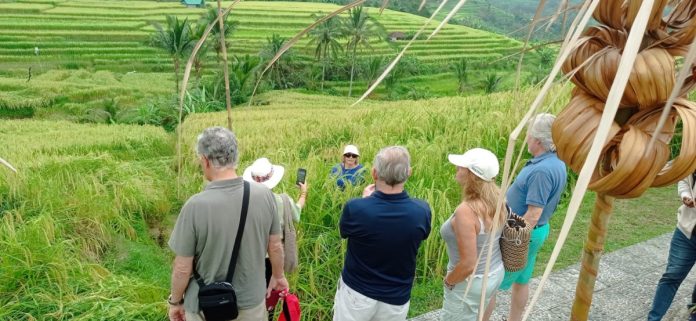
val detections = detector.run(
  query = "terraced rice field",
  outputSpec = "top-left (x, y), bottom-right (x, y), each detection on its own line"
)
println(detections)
top-left (0, 0), bottom-right (522, 72)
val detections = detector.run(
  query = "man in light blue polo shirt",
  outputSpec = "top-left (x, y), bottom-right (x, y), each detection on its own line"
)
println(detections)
top-left (484, 113), bottom-right (567, 321)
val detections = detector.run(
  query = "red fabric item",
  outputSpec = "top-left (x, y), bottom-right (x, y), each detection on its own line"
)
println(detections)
top-left (278, 292), bottom-right (301, 321)
top-left (266, 290), bottom-right (282, 311)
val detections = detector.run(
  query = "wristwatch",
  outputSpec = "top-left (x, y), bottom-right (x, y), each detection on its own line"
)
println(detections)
top-left (443, 278), bottom-right (455, 291)
top-left (167, 294), bottom-right (184, 306)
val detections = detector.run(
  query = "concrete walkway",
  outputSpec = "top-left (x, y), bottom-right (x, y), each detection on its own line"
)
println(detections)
top-left (410, 232), bottom-right (696, 321)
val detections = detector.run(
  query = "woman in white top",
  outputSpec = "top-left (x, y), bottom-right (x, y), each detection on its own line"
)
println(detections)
top-left (441, 148), bottom-right (505, 321)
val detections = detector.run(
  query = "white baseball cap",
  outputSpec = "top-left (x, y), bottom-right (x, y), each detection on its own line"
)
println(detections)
top-left (242, 158), bottom-right (285, 189)
top-left (343, 145), bottom-right (360, 156)
top-left (448, 148), bottom-right (499, 181)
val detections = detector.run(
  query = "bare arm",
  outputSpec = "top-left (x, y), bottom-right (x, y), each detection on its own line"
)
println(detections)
top-left (266, 234), bottom-right (289, 296)
top-left (296, 182), bottom-right (308, 209)
top-left (170, 256), bottom-right (193, 301)
top-left (445, 203), bottom-right (479, 285)
top-left (168, 256), bottom-right (193, 321)
top-left (523, 205), bottom-right (544, 228)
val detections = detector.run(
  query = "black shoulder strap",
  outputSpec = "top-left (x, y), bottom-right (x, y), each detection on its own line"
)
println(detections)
top-left (195, 181), bottom-right (250, 286)
top-left (226, 181), bottom-right (250, 282)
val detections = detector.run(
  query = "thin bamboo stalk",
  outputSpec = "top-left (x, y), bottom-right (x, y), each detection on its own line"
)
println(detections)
top-left (571, 193), bottom-right (614, 321)
top-left (217, 0), bottom-right (233, 130)
top-left (0, 157), bottom-right (17, 173)
top-left (175, 0), bottom-right (242, 196)
top-left (515, 0), bottom-right (547, 91)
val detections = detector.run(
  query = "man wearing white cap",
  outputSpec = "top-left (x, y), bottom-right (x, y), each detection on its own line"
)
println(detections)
top-left (485, 113), bottom-right (568, 321)
top-left (330, 144), bottom-right (366, 190)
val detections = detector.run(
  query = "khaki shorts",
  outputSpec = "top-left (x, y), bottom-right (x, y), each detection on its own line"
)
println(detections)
top-left (186, 301), bottom-right (267, 321)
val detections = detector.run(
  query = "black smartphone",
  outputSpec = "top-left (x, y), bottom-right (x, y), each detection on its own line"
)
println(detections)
top-left (296, 168), bottom-right (307, 185)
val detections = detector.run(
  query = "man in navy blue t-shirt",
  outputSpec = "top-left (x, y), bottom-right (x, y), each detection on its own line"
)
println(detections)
top-left (333, 146), bottom-right (432, 321)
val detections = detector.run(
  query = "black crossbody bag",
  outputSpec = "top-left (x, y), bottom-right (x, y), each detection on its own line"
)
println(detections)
top-left (195, 181), bottom-right (250, 321)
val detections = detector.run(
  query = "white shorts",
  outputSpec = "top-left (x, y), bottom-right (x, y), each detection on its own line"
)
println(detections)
top-left (333, 278), bottom-right (410, 321)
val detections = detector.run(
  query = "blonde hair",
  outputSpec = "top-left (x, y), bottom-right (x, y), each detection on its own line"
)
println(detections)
top-left (461, 169), bottom-right (505, 232)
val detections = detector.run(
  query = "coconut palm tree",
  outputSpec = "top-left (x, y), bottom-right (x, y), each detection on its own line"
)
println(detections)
top-left (452, 58), bottom-right (469, 93)
top-left (308, 15), bottom-right (343, 90)
top-left (343, 6), bottom-right (384, 97)
top-left (190, 22), bottom-right (211, 85)
top-left (150, 15), bottom-right (195, 93)
top-left (260, 34), bottom-right (294, 89)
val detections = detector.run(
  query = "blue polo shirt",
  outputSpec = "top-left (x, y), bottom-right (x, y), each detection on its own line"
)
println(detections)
top-left (506, 151), bottom-right (567, 227)
top-left (339, 190), bottom-right (431, 305)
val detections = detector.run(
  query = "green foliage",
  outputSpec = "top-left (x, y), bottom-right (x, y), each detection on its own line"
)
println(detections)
top-left (481, 73), bottom-right (502, 93)
top-left (149, 15), bottom-right (195, 92)
top-left (308, 15), bottom-right (344, 89)
top-left (452, 58), bottom-right (469, 93)
top-left (343, 6), bottom-right (386, 96)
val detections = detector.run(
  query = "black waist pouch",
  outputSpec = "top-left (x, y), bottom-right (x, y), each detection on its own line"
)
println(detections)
top-left (198, 282), bottom-right (238, 321)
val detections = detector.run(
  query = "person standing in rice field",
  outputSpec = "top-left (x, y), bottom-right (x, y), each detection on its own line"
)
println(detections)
top-left (484, 113), bottom-right (567, 321)
top-left (648, 171), bottom-right (696, 321)
top-left (242, 157), bottom-right (307, 319)
top-left (333, 146), bottom-right (431, 321)
top-left (441, 148), bottom-right (506, 321)
top-left (330, 144), bottom-right (366, 190)
top-left (167, 127), bottom-right (289, 321)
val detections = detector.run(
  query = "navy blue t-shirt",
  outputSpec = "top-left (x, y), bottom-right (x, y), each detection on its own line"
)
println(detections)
top-left (339, 190), bottom-right (432, 305)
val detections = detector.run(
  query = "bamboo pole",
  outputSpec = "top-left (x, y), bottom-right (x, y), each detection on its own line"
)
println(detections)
top-left (571, 193), bottom-right (614, 321)
top-left (217, 0), bottom-right (233, 130)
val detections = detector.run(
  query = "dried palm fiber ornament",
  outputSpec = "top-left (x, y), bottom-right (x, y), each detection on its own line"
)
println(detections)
top-left (552, 0), bottom-right (696, 319)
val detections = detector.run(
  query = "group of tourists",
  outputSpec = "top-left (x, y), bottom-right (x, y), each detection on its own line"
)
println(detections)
top-left (166, 111), bottom-right (696, 321)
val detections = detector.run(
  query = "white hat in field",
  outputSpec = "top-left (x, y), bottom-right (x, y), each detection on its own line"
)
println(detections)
top-left (243, 157), bottom-right (285, 189)
top-left (448, 148), bottom-right (499, 181)
top-left (343, 145), bottom-right (360, 156)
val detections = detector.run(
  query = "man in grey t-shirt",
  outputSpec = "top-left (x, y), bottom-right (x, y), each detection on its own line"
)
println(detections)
top-left (167, 127), bottom-right (289, 321)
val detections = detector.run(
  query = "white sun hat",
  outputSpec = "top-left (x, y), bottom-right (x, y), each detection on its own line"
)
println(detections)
top-left (343, 144), bottom-right (360, 156)
top-left (242, 157), bottom-right (285, 189)
top-left (447, 148), bottom-right (499, 181)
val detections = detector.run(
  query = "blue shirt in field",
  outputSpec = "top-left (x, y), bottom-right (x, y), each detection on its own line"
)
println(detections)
top-left (506, 151), bottom-right (567, 227)
top-left (339, 190), bottom-right (432, 305)
top-left (330, 163), bottom-right (365, 190)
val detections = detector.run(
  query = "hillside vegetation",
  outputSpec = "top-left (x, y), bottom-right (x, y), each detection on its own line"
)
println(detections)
top-left (0, 0), bottom-right (531, 122)
top-left (0, 88), bottom-right (679, 320)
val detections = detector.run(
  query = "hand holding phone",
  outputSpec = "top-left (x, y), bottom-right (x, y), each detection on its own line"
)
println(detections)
top-left (296, 168), bottom-right (307, 186)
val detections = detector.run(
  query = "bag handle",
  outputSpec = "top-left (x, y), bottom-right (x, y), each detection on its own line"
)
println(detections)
top-left (195, 181), bottom-right (251, 286)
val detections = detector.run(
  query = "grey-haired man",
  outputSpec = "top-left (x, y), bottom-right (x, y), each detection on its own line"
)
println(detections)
top-left (168, 127), bottom-right (289, 321)
top-left (485, 113), bottom-right (567, 321)
top-left (334, 146), bottom-right (432, 321)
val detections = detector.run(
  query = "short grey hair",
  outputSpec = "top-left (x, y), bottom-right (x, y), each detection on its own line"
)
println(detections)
top-left (373, 146), bottom-right (410, 186)
top-left (528, 113), bottom-right (556, 152)
top-left (196, 127), bottom-right (239, 168)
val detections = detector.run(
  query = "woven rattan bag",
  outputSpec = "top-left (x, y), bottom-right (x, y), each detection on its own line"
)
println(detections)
top-left (500, 207), bottom-right (531, 272)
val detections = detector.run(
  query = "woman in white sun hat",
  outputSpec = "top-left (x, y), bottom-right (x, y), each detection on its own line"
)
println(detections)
top-left (440, 148), bottom-right (505, 321)
top-left (243, 158), bottom-right (306, 293)
top-left (330, 144), bottom-right (366, 190)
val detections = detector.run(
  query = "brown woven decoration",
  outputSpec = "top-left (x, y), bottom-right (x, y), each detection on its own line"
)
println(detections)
top-left (500, 212), bottom-right (532, 272)
top-left (553, 0), bottom-right (696, 199)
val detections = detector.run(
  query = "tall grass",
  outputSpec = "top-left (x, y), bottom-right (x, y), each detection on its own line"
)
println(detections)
top-left (0, 120), bottom-right (178, 320)
top-left (180, 89), bottom-right (568, 319)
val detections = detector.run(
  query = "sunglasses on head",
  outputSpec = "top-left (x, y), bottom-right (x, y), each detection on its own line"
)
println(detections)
top-left (344, 153), bottom-right (358, 158)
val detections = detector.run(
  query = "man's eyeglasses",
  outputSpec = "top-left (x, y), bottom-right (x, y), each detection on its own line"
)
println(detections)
top-left (344, 153), bottom-right (358, 159)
